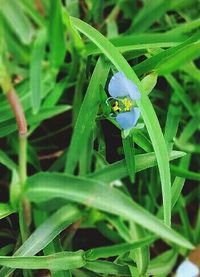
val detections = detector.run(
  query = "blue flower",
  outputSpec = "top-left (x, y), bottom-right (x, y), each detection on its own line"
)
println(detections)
top-left (107, 72), bottom-right (141, 130)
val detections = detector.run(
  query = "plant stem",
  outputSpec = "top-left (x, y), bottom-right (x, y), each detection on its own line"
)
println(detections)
top-left (6, 89), bottom-right (27, 136)
top-left (7, 89), bottom-right (31, 242)
top-left (19, 133), bottom-right (31, 242)
top-left (19, 134), bottom-right (27, 187)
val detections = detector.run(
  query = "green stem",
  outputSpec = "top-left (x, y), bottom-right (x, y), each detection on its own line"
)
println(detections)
top-left (19, 133), bottom-right (31, 242)
top-left (19, 134), bottom-right (27, 188)
top-left (18, 132), bottom-right (31, 244)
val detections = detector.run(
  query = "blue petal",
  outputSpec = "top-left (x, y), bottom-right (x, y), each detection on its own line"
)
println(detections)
top-left (176, 260), bottom-right (199, 277)
top-left (116, 107), bottom-right (140, 130)
top-left (108, 72), bottom-right (141, 100)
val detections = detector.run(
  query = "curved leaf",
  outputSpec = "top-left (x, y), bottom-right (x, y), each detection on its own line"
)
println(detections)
top-left (25, 173), bottom-right (193, 249)
top-left (69, 16), bottom-right (172, 226)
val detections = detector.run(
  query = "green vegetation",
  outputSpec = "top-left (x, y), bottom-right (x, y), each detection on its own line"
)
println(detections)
top-left (0, 0), bottom-right (199, 276)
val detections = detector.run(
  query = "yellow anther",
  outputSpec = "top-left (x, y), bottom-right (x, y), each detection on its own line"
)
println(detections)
top-left (123, 97), bottom-right (133, 111)
top-left (112, 101), bottom-right (121, 112)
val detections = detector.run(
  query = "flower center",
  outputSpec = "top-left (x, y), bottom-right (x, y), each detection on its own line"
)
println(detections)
top-left (111, 97), bottom-right (133, 113)
top-left (123, 97), bottom-right (133, 111)
top-left (112, 101), bottom-right (122, 112)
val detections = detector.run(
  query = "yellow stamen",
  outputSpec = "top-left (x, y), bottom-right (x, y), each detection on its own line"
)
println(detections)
top-left (112, 101), bottom-right (121, 112)
top-left (123, 97), bottom-right (133, 111)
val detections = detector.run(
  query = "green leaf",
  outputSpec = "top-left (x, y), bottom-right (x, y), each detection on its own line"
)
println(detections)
top-left (63, 9), bottom-right (84, 51)
top-left (0, 204), bottom-right (15, 220)
top-left (90, 151), bottom-right (185, 183)
top-left (141, 72), bottom-right (157, 95)
top-left (0, 119), bottom-right (16, 137)
top-left (0, 245), bottom-right (14, 256)
top-left (132, 130), bottom-right (153, 152)
top-left (0, 0), bottom-right (34, 44)
top-left (70, 16), bottom-right (172, 226)
top-left (25, 172), bottom-right (193, 249)
top-left (164, 94), bottom-right (182, 151)
top-left (128, 0), bottom-right (172, 33)
top-left (134, 32), bottom-right (200, 76)
top-left (171, 155), bottom-right (190, 209)
top-left (17, 205), bottom-right (81, 256)
top-left (85, 236), bottom-right (155, 261)
top-left (18, 0), bottom-right (46, 27)
top-left (10, 170), bottom-right (20, 210)
top-left (0, 204), bottom-right (82, 277)
top-left (156, 40), bottom-right (200, 74)
top-left (49, 0), bottom-right (66, 67)
top-left (166, 17), bottom-right (200, 35)
top-left (3, 23), bottom-right (30, 64)
top-left (171, 165), bottom-right (200, 182)
top-left (33, 208), bottom-right (68, 277)
top-left (0, 251), bottom-right (85, 270)
top-left (65, 57), bottom-right (110, 173)
top-left (178, 116), bottom-right (200, 144)
top-left (84, 260), bottom-right (131, 276)
top-left (30, 29), bottom-right (46, 114)
top-left (85, 33), bottom-right (185, 56)
top-left (0, 149), bottom-right (17, 171)
top-left (147, 250), bottom-right (177, 276)
top-left (43, 77), bottom-right (70, 108)
top-left (129, 223), bottom-right (149, 275)
top-left (27, 105), bottom-right (71, 125)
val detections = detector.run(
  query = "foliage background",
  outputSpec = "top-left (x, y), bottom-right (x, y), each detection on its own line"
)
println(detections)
top-left (0, 0), bottom-right (199, 276)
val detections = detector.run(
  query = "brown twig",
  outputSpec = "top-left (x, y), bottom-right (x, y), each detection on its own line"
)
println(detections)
top-left (7, 89), bottom-right (27, 136)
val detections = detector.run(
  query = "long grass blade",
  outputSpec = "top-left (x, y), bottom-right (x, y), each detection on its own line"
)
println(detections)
top-left (70, 16), bottom-right (172, 226)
